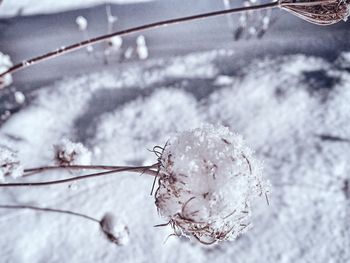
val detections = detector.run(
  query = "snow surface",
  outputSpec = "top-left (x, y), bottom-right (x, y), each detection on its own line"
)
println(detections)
top-left (100, 213), bottom-right (130, 246)
top-left (0, 0), bottom-right (153, 18)
top-left (0, 49), bottom-right (349, 262)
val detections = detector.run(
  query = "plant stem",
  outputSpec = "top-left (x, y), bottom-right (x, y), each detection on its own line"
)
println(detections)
top-left (0, 164), bottom-right (159, 187)
top-left (0, 204), bottom-right (100, 223)
top-left (0, 1), bottom-right (279, 79)
top-left (23, 164), bottom-right (144, 176)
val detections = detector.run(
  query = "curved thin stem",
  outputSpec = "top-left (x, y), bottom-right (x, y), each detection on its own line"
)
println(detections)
top-left (0, 1), bottom-right (279, 79)
top-left (0, 204), bottom-right (99, 223)
top-left (0, 164), bottom-right (159, 187)
top-left (23, 164), bottom-right (141, 176)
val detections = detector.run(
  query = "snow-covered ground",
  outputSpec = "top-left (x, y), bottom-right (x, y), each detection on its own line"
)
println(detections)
top-left (0, 49), bottom-right (349, 262)
top-left (0, 0), bottom-right (152, 17)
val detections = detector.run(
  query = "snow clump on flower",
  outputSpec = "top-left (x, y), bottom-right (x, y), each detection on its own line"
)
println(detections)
top-left (53, 139), bottom-right (92, 166)
top-left (0, 146), bottom-right (23, 182)
top-left (0, 52), bottom-right (13, 89)
top-left (155, 124), bottom-right (269, 244)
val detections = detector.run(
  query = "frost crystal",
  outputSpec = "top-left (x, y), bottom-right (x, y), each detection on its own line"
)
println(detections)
top-left (53, 139), bottom-right (92, 166)
top-left (100, 213), bottom-right (130, 246)
top-left (108, 36), bottom-right (123, 50)
top-left (155, 124), bottom-right (269, 244)
top-left (0, 52), bottom-right (13, 89)
top-left (0, 146), bottom-right (23, 182)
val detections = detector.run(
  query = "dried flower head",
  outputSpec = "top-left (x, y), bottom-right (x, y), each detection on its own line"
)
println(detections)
top-left (53, 139), bottom-right (92, 166)
top-left (100, 213), bottom-right (130, 246)
top-left (0, 146), bottom-right (23, 182)
top-left (0, 52), bottom-right (13, 89)
top-left (155, 124), bottom-right (269, 244)
top-left (279, 0), bottom-right (350, 25)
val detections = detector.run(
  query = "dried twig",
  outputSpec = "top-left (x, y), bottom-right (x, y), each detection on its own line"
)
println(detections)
top-left (0, 204), bottom-right (99, 223)
top-left (0, 163), bottom-right (159, 187)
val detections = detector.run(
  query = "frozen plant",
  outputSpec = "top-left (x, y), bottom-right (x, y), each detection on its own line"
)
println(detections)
top-left (223, 0), bottom-right (273, 41)
top-left (0, 51), bottom-right (13, 89)
top-left (100, 213), bottom-right (130, 246)
top-left (75, 16), bottom-right (93, 53)
top-left (136, 35), bottom-right (149, 60)
top-left (0, 146), bottom-right (23, 182)
top-left (14, 91), bottom-right (26, 105)
top-left (0, 204), bottom-right (128, 246)
top-left (53, 139), bottom-right (92, 166)
top-left (155, 124), bottom-right (269, 244)
top-left (0, 125), bottom-right (269, 245)
top-left (104, 5), bottom-right (123, 63)
top-left (108, 36), bottom-right (123, 51)
top-left (124, 47), bottom-right (134, 60)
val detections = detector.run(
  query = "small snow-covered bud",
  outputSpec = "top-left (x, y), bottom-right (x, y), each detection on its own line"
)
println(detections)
top-left (155, 124), bottom-right (269, 244)
top-left (136, 35), bottom-right (148, 60)
top-left (0, 52), bottom-right (13, 89)
top-left (124, 47), bottom-right (134, 59)
top-left (108, 36), bottom-right (123, 50)
top-left (100, 213), bottom-right (130, 246)
top-left (75, 16), bottom-right (88, 31)
top-left (0, 146), bottom-right (23, 182)
top-left (14, 91), bottom-right (26, 105)
top-left (107, 15), bottom-right (118, 24)
top-left (53, 139), bottom-right (92, 166)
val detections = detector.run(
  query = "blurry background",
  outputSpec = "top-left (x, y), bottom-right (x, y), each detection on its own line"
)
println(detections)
top-left (0, 0), bottom-right (349, 262)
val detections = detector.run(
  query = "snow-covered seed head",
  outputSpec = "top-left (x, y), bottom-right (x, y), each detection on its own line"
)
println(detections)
top-left (100, 213), bottom-right (130, 246)
top-left (0, 52), bottom-right (13, 89)
top-left (108, 36), bottom-right (123, 50)
top-left (75, 16), bottom-right (88, 31)
top-left (0, 146), bottom-right (23, 182)
top-left (53, 139), bottom-right (92, 166)
top-left (136, 35), bottom-right (148, 60)
top-left (279, 0), bottom-right (350, 25)
top-left (155, 124), bottom-right (269, 244)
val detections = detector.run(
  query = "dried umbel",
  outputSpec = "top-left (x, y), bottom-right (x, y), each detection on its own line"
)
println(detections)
top-left (279, 0), bottom-right (350, 25)
top-left (100, 213), bottom-right (130, 246)
top-left (54, 139), bottom-right (92, 166)
top-left (155, 124), bottom-right (269, 244)
top-left (0, 146), bottom-right (23, 182)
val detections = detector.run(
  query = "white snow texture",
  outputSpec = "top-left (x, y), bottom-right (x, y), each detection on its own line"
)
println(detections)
top-left (156, 124), bottom-right (268, 243)
top-left (0, 50), bottom-right (349, 262)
